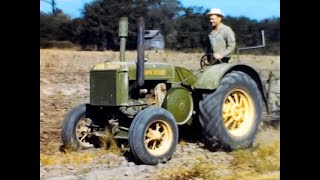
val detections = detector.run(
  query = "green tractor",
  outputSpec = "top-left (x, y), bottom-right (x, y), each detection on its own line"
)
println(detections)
top-left (61, 17), bottom-right (268, 165)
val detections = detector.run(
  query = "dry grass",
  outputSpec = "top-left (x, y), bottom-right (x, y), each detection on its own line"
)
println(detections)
top-left (40, 146), bottom-right (122, 166)
top-left (232, 141), bottom-right (280, 173)
top-left (155, 155), bottom-right (224, 180)
top-left (41, 130), bottom-right (122, 165)
top-left (229, 140), bottom-right (280, 179)
top-left (155, 128), bottom-right (280, 180)
top-left (40, 49), bottom-right (279, 72)
top-left (40, 151), bottom-right (97, 165)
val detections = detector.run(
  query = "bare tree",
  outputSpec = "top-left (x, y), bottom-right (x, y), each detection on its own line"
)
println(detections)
top-left (40, 0), bottom-right (56, 15)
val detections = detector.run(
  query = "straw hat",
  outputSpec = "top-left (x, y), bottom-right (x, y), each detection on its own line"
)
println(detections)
top-left (206, 8), bottom-right (224, 17)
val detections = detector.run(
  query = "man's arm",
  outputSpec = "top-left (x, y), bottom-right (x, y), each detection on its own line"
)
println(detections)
top-left (206, 35), bottom-right (213, 54)
top-left (223, 28), bottom-right (236, 58)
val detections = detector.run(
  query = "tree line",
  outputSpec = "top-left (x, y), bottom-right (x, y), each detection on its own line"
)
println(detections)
top-left (40, 0), bottom-right (280, 55)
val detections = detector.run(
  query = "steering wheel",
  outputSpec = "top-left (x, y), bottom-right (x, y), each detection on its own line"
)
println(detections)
top-left (200, 53), bottom-right (222, 69)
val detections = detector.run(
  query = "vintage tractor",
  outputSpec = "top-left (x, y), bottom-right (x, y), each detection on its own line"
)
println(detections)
top-left (61, 17), bottom-right (268, 165)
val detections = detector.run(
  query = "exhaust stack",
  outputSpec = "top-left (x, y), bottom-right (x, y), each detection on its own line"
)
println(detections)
top-left (136, 17), bottom-right (145, 87)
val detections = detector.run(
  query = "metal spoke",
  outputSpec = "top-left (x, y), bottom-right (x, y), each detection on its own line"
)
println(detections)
top-left (239, 94), bottom-right (245, 108)
top-left (240, 94), bottom-right (249, 109)
top-left (223, 103), bottom-right (231, 113)
top-left (240, 108), bottom-right (245, 122)
top-left (85, 119), bottom-right (92, 126)
top-left (78, 120), bottom-right (85, 127)
top-left (146, 129), bottom-right (155, 139)
top-left (228, 96), bottom-right (235, 106)
top-left (225, 117), bottom-right (234, 128)
top-left (231, 121), bottom-right (237, 130)
top-left (152, 141), bottom-right (157, 150)
top-left (79, 133), bottom-right (87, 142)
top-left (223, 113), bottom-right (232, 121)
top-left (156, 123), bottom-right (160, 131)
top-left (234, 93), bottom-right (239, 104)
top-left (145, 138), bottom-right (152, 144)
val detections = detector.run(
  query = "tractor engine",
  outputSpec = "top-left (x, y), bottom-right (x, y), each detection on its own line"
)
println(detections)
top-left (89, 61), bottom-right (174, 108)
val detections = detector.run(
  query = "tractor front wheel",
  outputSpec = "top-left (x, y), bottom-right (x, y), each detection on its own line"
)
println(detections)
top-left (129, 107), bottom-right (178, 165)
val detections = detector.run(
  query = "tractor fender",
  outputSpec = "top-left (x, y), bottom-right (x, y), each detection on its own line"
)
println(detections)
top-left (194, 63), bottom-right (269, 113)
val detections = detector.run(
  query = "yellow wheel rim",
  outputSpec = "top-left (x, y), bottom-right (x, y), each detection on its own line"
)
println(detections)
top-left (144, 120), bottom-right (173, 156)
top-left (76, 118), bottom-right (94, 148)
top-left (222, 89), bottom-right (255, 137)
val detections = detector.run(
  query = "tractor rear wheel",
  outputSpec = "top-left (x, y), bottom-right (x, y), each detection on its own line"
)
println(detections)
top-left (61, 104), bottom-right (95, 151)
top-left (129, 107), bottom-right (178, 165)
top-left (199, 71), bottom-right (263, 150)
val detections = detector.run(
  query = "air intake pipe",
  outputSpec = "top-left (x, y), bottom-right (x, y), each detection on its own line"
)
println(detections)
top-left (118, 17), bottom-right (128, 62)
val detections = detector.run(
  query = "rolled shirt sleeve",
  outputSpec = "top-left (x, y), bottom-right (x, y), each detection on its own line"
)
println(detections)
top-left (223, 27), bottom-right (236, 58)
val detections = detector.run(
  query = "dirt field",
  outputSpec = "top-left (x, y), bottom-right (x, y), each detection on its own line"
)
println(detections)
top-left (40, 49), bottom-right (280, 179)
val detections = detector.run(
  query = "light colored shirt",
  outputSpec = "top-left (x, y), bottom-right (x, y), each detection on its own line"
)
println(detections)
top-left (208, 23), bottom-right (236, 58)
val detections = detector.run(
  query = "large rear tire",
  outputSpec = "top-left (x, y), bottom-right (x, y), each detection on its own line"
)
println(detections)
top-left (129, 107), bottom-right (178, 165)
top-left (199, 71), bottom-right (263, 150)
top-left (61, 104), bottom-right (95, 151)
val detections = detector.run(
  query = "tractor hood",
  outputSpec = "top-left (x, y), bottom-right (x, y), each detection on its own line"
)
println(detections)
top-left (91, 61), bottom-right (175, 80)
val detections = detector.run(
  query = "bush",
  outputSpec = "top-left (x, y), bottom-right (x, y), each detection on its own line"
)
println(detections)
top-left (40, 40), bottom-right (74, 49)
top-left (181, 48), bottom-right (204, 53)
top-left (81, 44), bottom-right (98, 51)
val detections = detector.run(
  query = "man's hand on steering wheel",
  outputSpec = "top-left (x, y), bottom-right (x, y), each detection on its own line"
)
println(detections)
top-left (213, 52), bottom-right (223, 60)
